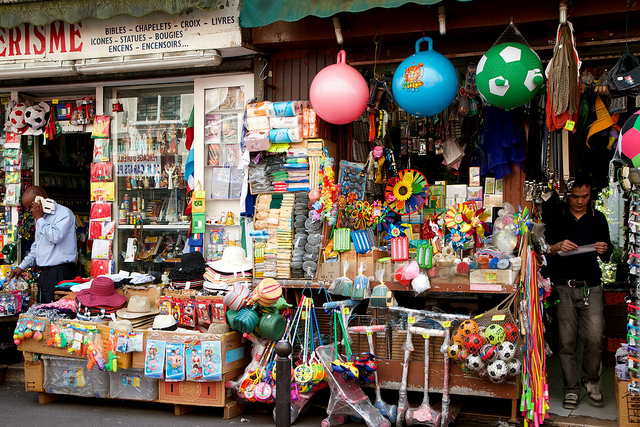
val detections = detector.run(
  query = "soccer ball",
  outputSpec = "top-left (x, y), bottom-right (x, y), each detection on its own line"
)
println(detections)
top-left (480, 344), bottom-right (498, 363)
top-left (476, 42), bottom-right (544, 110)
top-left (466, 354), bottom-right (484, 372)
top-left (464, 333), bottom-right (484, 354)
top-left (484, 324), bottom-right (506, 345)
top-left (497, 341), bottom-right (516, 361)
top-left (458, 319), bottom-right (480, 336)
top-left (451, 328), bottom-right (467, 345)
top-left (503, 321), bottom-right (519, 341)
top-left (619, 110), bottom-right (640, 167)
top-left (447, 342), bottom-right (465, 361)
top-left (507, 358), bottom-right (522, 377)
top-left (487, 360), bottom-right (508, 383)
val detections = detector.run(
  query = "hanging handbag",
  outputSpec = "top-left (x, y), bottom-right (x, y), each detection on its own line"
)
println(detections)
top-left (606, 52), bottom-right (640, 96)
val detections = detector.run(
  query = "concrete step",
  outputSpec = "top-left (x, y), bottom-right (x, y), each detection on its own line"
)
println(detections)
top-left (5, 362), bottom-right (23, 383)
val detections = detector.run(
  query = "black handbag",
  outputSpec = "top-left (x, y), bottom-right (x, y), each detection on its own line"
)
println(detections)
top-left (607, 52), bottom-right (640, 96)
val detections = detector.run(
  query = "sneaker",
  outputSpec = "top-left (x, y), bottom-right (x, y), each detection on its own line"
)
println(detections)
top-left (584, 382), bottom-right (604, 407)
top-left (562, 392), bottom-right (579, 410)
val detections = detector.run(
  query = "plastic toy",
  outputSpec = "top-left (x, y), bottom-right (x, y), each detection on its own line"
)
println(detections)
top-left (310, 50), bottom-right (369, 125)
top-left (392, 37), bottom-right (458, 117)
top-left (105, 328), bottom-right (118, 372)
top-left (86, 335), bottom-right (106, 371)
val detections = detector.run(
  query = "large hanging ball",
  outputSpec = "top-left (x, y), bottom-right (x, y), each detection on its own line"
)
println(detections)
top-left (619, 110), bottom-right (640, 167)
top-left (392, 37), bottom-right (459, 117)
top-left (476, 42), bottom-right (544, 110)
top-left (309, 50), bottom-right (369, 125)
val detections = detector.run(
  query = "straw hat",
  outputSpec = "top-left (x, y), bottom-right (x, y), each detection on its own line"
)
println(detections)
top-left (116, 296), bottom-right (159, 319)
top-left (208, 246), bottom-right (253, 273)
top-left (108, 320), bottom-right (133, 333)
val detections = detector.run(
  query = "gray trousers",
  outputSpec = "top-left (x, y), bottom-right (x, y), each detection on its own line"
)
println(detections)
top-left (556, 285), bottom-right (604, 395)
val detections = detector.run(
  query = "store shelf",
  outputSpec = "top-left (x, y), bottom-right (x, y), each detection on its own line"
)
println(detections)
top-left (118, 224), bottom-right (190, 230)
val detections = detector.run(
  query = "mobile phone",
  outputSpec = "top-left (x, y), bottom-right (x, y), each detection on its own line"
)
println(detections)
top-left (35, 196), bottom-right (56, 214)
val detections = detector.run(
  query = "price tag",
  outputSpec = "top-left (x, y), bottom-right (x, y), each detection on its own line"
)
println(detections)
top-left (366, 331), bottom-right (372, 336)
top-left (563, 120), bottom-right (575, 131)
top-left (301, 312), bottom-right (307, 320)
top-left (52, 99), bottom-right (59, 104)
top-left (343, 307), bottom-right (350, 315)
top-left (442, 321), bottom-right (451, 328)
top-left (408, 316), bottom-right (416, 324)
top-left (0, 95), bottom-right (9, 105)
top-left (422, 334), bottom-right (430, 339)
top-left (491, 314), bottom-right (506, 322)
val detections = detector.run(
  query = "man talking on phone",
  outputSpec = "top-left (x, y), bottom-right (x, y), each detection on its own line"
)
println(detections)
top-left (7, 186), bottom-right (77, 303)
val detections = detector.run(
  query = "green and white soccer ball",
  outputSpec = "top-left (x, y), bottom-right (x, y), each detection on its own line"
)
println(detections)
top-left (476, 42), bottom-right (544, 110)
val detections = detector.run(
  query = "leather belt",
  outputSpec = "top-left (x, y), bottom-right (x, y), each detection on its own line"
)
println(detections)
top-left (560, 279), bottom-right (601, 288)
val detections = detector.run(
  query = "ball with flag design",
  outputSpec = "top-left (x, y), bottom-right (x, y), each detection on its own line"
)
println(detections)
top-left (619, 110), bottom-right (640, 167)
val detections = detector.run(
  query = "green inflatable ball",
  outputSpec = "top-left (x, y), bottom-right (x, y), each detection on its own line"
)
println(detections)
top-left (476, 42), bottom-right (544, 110)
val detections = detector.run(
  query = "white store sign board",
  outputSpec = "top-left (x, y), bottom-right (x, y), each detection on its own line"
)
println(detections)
top-left (0, 1), bottom-right (241, 61)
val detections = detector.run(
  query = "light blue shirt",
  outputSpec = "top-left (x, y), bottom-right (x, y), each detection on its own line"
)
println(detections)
top-left (19, 201), bottom-right (77, 270)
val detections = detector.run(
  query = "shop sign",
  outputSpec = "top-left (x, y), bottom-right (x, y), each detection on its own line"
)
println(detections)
top-left (116, 154), bottom-right (162, 177)
top-left (0, 2), bottom-right (240, 61)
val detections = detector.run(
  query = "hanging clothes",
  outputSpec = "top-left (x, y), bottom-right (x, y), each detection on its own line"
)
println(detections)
top-left (476, 106), bottom-right (526, 179)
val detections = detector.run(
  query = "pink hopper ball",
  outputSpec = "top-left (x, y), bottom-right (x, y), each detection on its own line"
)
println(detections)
top-left (310, 50), bottom-right (369, 125)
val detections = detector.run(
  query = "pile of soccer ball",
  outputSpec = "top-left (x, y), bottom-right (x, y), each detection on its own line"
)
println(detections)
top-left (447, 319), bottom-right (521, 383)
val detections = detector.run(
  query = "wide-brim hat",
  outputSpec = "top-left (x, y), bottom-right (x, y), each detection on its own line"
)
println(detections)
top-left (208, 246), bottom-right (253, 273)
top-left (77, 276), bottom-right (126, 308)
top-left (169, 251), bottom-right (207, 281)
top-left (116, 296), bottom-right (159, 319)
top-left (151, 314), bottom-right (177, 331)
top-left (108, 320), bottom-right (133, 333)
top-left (587, 96), bottom-right (620, 147)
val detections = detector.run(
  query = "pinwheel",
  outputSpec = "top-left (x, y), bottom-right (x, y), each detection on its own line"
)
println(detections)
top-left (445, 229), bottom-right (471, 251)
top-left (514, 205), bottom-right (533, 235)
top-left (384, 169), bottom-right (428, 215)
top-left (444, 203), bottom-right (473, 234)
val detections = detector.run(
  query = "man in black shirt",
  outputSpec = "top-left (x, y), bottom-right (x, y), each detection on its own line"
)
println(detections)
top-left (544, 175), bottom-right (612, 410)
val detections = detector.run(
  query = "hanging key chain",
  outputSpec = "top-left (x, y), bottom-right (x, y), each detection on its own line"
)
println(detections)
top-left (583, 286), bottom-right (590, 306)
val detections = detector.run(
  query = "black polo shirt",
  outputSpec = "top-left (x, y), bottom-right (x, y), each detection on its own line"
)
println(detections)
top-left (543, 204), bottom-right (612, 283)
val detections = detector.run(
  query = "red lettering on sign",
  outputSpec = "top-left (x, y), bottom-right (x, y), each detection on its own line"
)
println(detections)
top-left (23, 23), bottom-right (30, 55)
top-left (33, 26), bottom-right (45, 55)
top-left (69, 22), bottom-right (83, 52)
top-left (9, 27), bottom-right (21, 56)
top-left (49, 21), bottom-right (66, 53)
top-left (0, 29), bottom-right (6, 57)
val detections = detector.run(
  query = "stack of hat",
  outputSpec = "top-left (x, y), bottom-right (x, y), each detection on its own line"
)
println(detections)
top-left (291, 192), bottom-right (310, 278)
top-left (169, 251), bottom-right (206, 289)
top-left (204, 246), bottom-right (253, 292)
top-left (76, 276), bottom-right (127, 321)
top-left (116, 296), bottom-right (159, 329)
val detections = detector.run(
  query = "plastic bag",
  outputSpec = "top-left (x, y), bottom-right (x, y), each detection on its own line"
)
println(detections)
top-left (411, 273), bottom-right (431, 295)
top-left (352, 262), bottom-right (369, 300)
top-left (329, 260), bottom-right (352, 296)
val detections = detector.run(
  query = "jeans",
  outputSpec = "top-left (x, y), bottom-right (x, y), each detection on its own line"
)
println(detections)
top-left (556, 284), bottom-right (604, 395)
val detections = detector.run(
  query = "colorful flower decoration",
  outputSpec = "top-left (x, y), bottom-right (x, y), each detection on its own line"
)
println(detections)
top-left (347, 191), bottom-right (358, 205)
top-left (337, 195), bottom-right (347, 210)
top-left (317, 156), bottom-right (340, 226)
top-left (384, 169), bottom-right (428, 215)
top-left (444, 203), bottom-right (473, 234)
top-left (514, 205), bottom-right (533, 235)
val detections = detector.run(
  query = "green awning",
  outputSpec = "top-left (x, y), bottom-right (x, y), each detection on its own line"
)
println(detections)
top-left (240, 0), bottom-right (460, 28)
top-left (0, 0), bottom-right (223, 29)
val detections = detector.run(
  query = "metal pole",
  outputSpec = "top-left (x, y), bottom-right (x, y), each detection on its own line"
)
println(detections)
top-left (275, 339), bottom-right (292, 427)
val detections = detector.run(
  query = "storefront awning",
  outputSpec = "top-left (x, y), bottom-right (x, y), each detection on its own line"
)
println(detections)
top-left (0, 0), bottom-right (223, 29)
top-left (239, 0), bottom-right (470, 28)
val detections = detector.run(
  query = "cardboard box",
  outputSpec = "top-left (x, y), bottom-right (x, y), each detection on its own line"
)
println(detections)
top-left (469, 269), bottom-right (518, 285)
top-left (18, 315), bottom-right (132, 369)
top-left (157, 367), bottom-right (244, 407)
top-left (317, 252), bottom-right (341, 282)
top-left (341, 250), bottom-right (358, 281)
top-left (131, 330), bottom-right (148, 369)
top-left (616, 378), bottom-right (640, 427)
top-left (144, 331), bottom-right (247, 375)
top-left (123, 286), bottom-right (163, 307)
top-left (357, 249), bottom-right (377, 280)
top-left (24, 360), bottom-right (44, 392)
